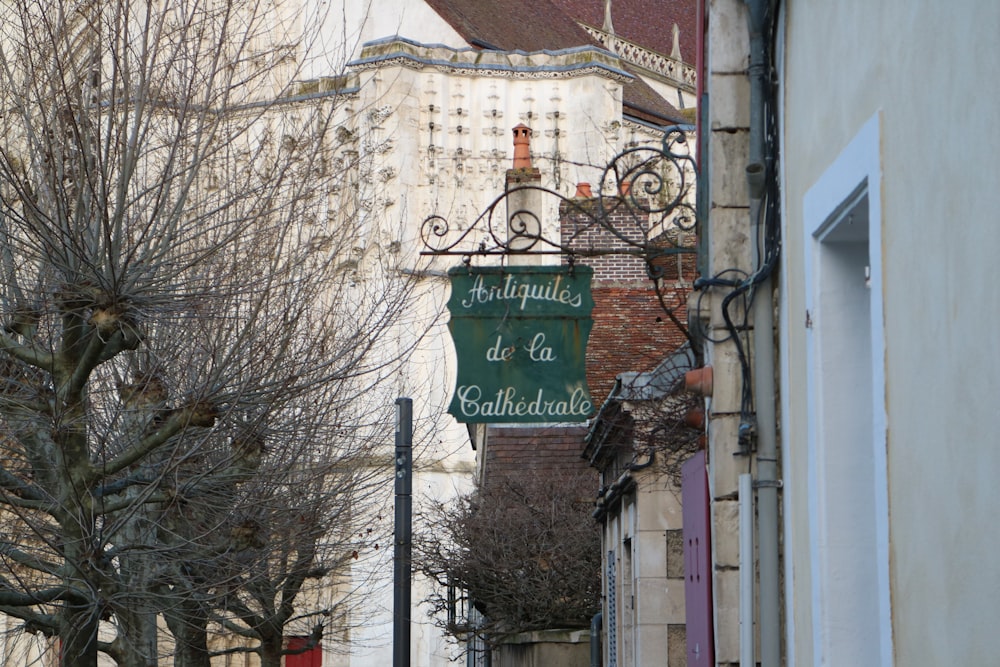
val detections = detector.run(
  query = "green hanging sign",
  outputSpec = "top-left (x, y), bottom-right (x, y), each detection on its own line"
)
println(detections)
top-left (447, 265), bottom-right (594, 423)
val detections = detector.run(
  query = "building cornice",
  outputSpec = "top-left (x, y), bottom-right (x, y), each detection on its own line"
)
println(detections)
top-left (348, 36), bottom-right (634, 83)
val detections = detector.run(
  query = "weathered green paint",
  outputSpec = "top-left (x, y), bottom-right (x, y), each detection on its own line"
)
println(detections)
top-left (447, 266), bottom-right (594, 423)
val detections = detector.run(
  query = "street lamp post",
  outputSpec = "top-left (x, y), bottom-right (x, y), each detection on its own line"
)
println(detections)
top-left (393, 398), bottom-right (413, 667)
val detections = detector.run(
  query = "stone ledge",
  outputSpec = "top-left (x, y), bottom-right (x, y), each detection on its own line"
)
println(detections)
top-left (501, 628), bottom-right (591, 645)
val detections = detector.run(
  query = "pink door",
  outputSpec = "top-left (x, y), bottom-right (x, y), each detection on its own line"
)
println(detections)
top-left (682, 451), bottom-right (714, 665)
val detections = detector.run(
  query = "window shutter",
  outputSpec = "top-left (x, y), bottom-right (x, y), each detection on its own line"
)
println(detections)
top-left (607, 549), bottom-right (618, 667)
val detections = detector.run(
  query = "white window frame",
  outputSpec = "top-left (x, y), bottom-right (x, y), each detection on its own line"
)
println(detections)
top-left (801, 112), bottom-right (892, 667)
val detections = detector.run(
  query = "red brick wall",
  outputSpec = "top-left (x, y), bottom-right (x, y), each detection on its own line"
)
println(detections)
top-left (559, 197), bottom-right (696, 402)
top-left (586, 283), bottom-right (690, 402)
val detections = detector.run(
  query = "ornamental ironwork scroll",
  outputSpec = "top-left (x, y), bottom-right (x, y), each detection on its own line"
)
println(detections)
top-left (419, 125), bottom-right (697, 279)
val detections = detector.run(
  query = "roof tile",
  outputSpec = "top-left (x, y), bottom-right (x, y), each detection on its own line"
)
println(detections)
top-left (550, 0), bottom-right (697, 63)
top-left (423, 0), bottom-right (689, 124)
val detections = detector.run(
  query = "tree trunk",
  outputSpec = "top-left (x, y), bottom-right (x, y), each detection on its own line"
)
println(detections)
top-left (115, 604), bottom-right (159, 667)
top-left (116, 484), bottom-right (162, 666)
top-left (165, 599), bottom-right (211, 667)
top-left (172, 632), bottom-right (211, 667)
top-left (60, 602), bottom-right (100, 667)
top-left (58, 475), bottom-right (101, 667)
top-left (259, 632), bottom-right (284, 667)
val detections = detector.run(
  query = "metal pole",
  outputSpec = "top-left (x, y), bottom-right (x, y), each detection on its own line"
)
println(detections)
top-left (393, 398), bottom-right (413, 667)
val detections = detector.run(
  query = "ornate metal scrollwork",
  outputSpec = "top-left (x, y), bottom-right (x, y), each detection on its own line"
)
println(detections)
top-left (419, 125), bottom-right (697, 273)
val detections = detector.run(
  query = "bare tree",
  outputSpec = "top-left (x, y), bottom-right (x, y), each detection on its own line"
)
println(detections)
top-left (0, 0), bottom-right (422, 665)
top-left (416, 469), bottom-right (601, 648)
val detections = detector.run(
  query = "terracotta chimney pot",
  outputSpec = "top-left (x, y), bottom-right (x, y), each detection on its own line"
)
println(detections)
top-left (512, 124), bottom-right (532, 169)
top-left (574, 182), bottom-right (593, 198)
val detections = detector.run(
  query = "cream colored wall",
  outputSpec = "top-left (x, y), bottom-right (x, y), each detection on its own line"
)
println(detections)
top-left (0, 615), bottom-right (51, 665)
top-left (631, 474), bottom-right (686, 666)
top-left (780, 2), bottom-right (1000, 665)
top-left (599, 462), bottom-right (688, 667)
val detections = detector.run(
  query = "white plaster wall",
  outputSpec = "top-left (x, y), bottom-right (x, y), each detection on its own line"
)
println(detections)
top-left (348, 52), bottom-right (629, 266)
top-left (779, 2), bottom-right (1000, 664)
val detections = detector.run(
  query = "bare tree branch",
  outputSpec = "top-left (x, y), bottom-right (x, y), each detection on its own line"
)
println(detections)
top-left (0, 1), bottom-right (426, 665)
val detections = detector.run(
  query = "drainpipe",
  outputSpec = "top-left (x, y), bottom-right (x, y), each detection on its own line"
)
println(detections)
top-left (746, 0), bottom-right (781, 666)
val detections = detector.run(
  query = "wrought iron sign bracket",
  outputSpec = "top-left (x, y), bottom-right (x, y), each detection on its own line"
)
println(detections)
top-left (419, 125), bottom-right (698, 280)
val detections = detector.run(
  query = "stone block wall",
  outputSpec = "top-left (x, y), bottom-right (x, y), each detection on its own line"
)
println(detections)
top-left (702, 0), bottom-right (754, 663)
top-left (493, 629), bottom-right (591, 667)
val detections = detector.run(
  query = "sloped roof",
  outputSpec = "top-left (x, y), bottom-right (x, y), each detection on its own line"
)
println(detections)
top-left (423, 0), bottom-right (687, 125)
top-left (484, 425), bottom-right (592, 478)
top-left (550, 0), bottom-right (697, 64)
top-left (583, 342), bottom-right (697, 466)
top-left (424, 0), bottom-right (598, 52)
